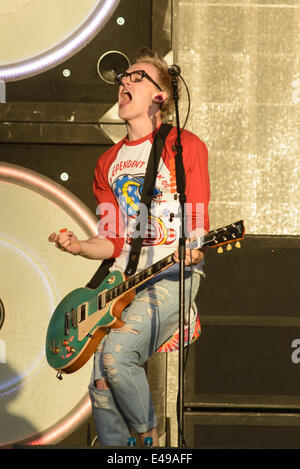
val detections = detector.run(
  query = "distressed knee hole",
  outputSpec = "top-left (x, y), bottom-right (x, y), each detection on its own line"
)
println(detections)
top-left (149, 286), bottom-right (169, 300)
top-left (136, 295), bottom-right (162, 306)
top-left (91, 391), bottom-right (110, 409)
top-left (103, 352), bottom-right (114, 367)
top-left (155, 285), bottom-right (169, 295)
top-left (127, 314), bottom-right (142, 323)
top-left (148, 294), bottom-right (162, 306)
top-left (102, 353), bottom-right (118, 382)
top-left (95, 377), bottom-right (110, 390)
top-left (116, 323), bottom-right (139, 335)
top-left (95, 342), bottom-right (104, 353)
top-left (106, 367), bottom-right (118, 381)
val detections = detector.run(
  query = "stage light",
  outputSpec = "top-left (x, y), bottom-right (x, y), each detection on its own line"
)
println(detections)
top-left (117, 17), bottom-right (125, 26)
top-left (60, 172), bottom-right (69, 182)
top-left (62, 69), bottom-right (71, 78)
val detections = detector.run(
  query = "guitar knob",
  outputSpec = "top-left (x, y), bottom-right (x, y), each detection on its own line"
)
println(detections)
top-left (107, 275), bottom-right (116, 284)
top-left (53, 347), bottom-right (60, 354)
top-left (70, 347), bottom-right (76, 354)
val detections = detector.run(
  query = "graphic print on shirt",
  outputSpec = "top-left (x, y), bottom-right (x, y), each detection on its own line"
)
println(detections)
top-left (112, 173), bottom-right (177, 247)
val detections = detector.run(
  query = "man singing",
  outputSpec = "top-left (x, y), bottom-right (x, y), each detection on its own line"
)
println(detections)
top-left (49, 47), bottom-right (210, 446)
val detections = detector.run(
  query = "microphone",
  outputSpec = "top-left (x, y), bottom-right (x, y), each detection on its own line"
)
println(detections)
top-left (168, 64), bottom-right (181, 77)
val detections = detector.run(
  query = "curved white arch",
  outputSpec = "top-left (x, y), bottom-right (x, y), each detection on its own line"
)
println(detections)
top-left (0, 162), bottom-right (98, 235)
top-left (0, 162), bottom-right (99, 446)
top-left (0, 0), bottom-right (120, 82)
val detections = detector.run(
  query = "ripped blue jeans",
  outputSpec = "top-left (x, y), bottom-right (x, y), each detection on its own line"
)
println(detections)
top-left (88, 268), bottom-right (201, 446)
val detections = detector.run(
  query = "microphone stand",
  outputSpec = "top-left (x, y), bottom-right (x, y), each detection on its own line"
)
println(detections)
top-left (169, 65), bottom-right (186, 448)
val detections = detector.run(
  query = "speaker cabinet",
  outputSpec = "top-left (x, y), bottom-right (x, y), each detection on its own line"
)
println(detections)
top-left (184, 235), bottom-right (300, 448)
top-left (185, 324), bottom-right (300, 409)
top-left (184, 412), bottom-right (300, 449)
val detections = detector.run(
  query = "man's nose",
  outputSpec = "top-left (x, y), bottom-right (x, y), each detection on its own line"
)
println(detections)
top-left (121, 73), bottom-right (131, 85)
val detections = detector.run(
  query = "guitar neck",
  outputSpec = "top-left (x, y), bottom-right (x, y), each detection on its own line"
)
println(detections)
top-left (101, 219), bottom-right (244, 306)
top-left (104, 253), bottom-right (175, 305)
top-left (103, 232), bottom-right (209, 304)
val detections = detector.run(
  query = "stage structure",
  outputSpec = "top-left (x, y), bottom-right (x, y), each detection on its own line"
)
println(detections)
top-left (0, 0), bottom-right (172, 447)
top-left (1, 0), bottom-right (299, 449)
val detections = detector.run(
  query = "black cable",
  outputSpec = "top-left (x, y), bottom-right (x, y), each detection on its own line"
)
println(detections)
top-left (179, 74), bottom-right (191, 133)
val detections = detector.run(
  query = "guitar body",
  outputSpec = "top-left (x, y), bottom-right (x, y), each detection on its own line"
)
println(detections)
top-left (46, 270), bottom-right (135, 374)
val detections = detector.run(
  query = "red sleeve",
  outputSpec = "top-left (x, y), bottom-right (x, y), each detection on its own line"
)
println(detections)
top-left (183, 132), bottom-right (210, 234)
top-left (164, 128), bottom-right (210, 235)
top-left (93, 143), bottom-right (125, 258)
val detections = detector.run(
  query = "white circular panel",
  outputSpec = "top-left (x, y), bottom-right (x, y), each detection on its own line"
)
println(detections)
top-left (0, 163), bottom-right (100, 446)
top-left (0, 0), bottom-right (120, 81)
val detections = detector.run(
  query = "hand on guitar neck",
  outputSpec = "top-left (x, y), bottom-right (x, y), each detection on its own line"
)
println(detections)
top-left (173, 229), bottom-right (208, 266)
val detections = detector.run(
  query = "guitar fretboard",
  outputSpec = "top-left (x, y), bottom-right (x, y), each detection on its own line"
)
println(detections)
top-left (99, 253), bottom-right (174, 309)
top-left (97, 220), bottom-right (244, 310)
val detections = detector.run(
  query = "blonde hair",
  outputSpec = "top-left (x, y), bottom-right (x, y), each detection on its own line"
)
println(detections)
top-left (134, 47), bottom-right (178, 121)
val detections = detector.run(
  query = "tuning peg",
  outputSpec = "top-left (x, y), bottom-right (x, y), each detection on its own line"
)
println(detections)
top-left (235, 241), bottom-right (241, 248)
top-left (226, 244), bottom-right (232, 251)
top-left (217, 247), bottom-right (223, 254)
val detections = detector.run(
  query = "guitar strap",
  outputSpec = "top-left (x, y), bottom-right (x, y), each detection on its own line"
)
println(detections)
top-left (86, 123), bottom-right (173, 289)
top-left (125, 123), bottom-right (173, 276)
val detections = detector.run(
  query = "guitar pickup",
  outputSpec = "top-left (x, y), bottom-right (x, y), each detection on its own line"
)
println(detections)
top-left (98, 292), bottom-right (107, 310)
top-left (77, 303), bottom-right (88, 324)
top-left (70, 308), bottom-right (77, 328)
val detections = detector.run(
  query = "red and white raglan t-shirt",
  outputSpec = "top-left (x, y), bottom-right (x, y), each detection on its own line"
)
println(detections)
top-left (93, 125), bottom-right (210, 351)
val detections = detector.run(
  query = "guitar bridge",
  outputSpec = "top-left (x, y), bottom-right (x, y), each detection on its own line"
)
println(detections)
top-left (64, 308), bottom-right (78, 335)
top-left (64, 312), bottom-right (71, 336)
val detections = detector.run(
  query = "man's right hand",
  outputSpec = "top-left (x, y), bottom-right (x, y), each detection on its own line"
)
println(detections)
top-left (48, 230), bottom-right (82, 256)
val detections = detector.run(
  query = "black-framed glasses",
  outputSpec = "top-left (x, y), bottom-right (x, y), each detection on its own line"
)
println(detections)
top-left (114, 70), bottom-right (163, 92)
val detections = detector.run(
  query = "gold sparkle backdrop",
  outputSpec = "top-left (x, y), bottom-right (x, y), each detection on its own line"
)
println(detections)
top-left (174, 0), bottom-right (300, 235)
top-left (164, 0), bottom-right (300, 447)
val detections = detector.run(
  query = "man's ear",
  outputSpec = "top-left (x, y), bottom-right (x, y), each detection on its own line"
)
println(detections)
top-left (153, 91), bottom-right (168, 104)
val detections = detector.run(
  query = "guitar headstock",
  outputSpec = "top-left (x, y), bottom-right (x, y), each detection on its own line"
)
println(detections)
top-left (204, 220), bottom-right (245, 251)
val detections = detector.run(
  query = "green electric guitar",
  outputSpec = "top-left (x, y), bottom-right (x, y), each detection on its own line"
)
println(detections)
top-left (46, 220), bottom-right (245, 376)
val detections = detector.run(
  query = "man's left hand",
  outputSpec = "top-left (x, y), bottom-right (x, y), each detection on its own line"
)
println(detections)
top-left (173, 246), bottom-right (204, 266)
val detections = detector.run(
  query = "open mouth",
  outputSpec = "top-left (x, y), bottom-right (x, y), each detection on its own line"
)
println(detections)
top-left (120, 89), bottom-right (132, 105)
